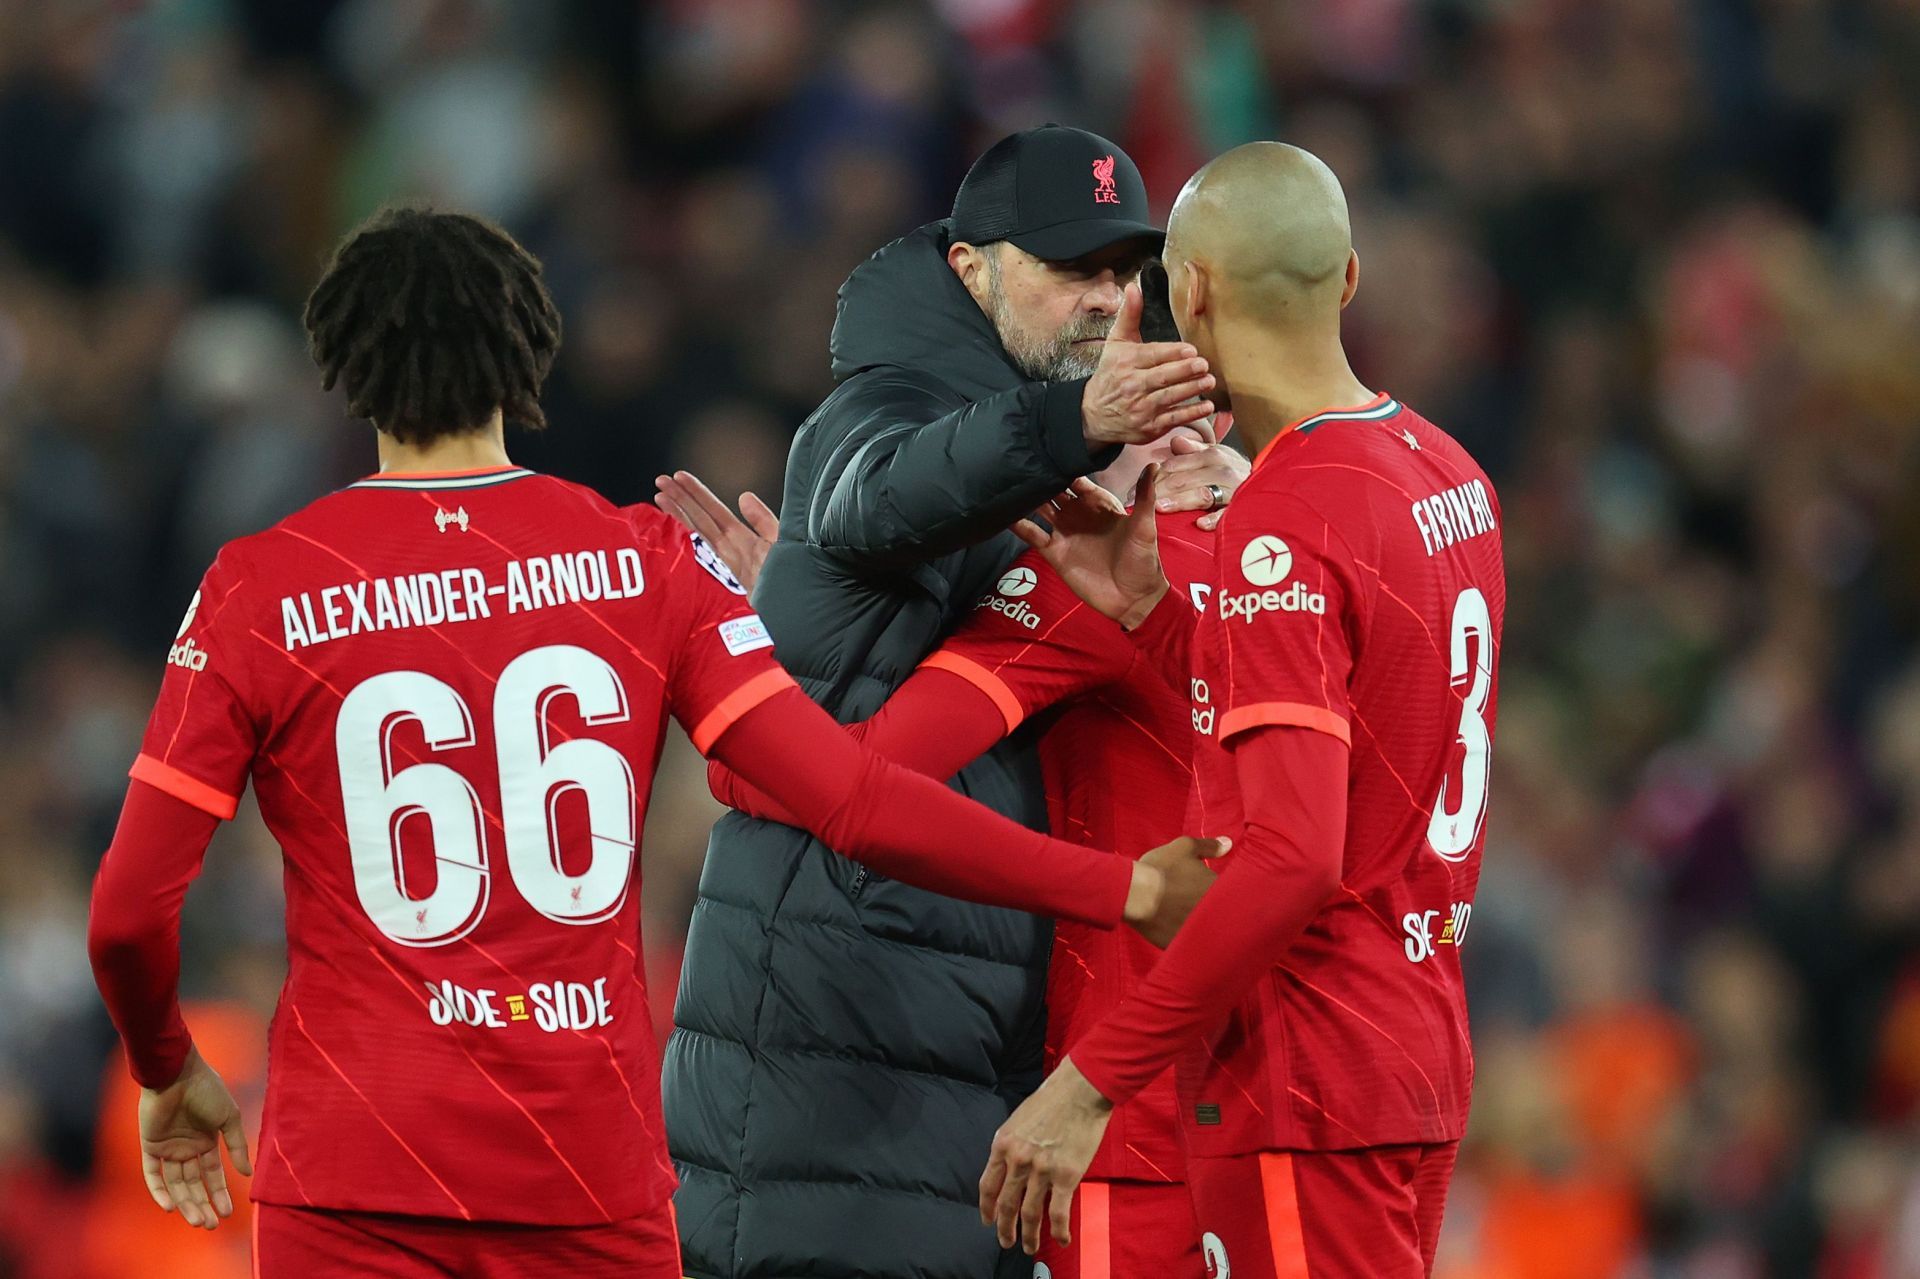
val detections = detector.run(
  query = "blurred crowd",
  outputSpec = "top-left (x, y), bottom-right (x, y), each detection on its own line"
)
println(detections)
top-left (1, 0), bottom-right (1917, 1275)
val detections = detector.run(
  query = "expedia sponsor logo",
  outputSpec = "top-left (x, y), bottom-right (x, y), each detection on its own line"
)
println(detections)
top-left (1240, 535), bottom-right (1293, 586)
top-left (978, 594), bottom-right (1042, 630)
top-left (997, 566), bottom-right (1037, 597)
top-left (1218, 581), bottom-right (1326, 623)
top-left (167, 636), bottom-right (209, 672)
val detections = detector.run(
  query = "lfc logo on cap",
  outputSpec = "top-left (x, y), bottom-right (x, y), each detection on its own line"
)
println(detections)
top-left (1092, 154), bottom-right (1119, 204)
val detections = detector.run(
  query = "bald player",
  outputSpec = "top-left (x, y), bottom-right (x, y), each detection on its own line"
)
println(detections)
top-left (979, 143), bottom-right (1505, 1277)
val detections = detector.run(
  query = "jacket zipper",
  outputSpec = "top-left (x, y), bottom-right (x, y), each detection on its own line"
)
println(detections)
top-left (850, 864), bottom-right (870, 897)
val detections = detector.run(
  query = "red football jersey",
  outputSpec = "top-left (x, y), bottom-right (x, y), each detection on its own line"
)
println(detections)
top-left (1181, 394), bottom-right (1504, 1156)
top-left (921, 511), bottom-right (1220, 1183)
top-left (131, 465), bottom-right (790, 1225)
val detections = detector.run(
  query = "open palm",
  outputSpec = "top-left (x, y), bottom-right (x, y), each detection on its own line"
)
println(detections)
top-left (1013, 468), bottom-right (1171, 629)
top-left (138, 1049), bottom-right (252, 1230)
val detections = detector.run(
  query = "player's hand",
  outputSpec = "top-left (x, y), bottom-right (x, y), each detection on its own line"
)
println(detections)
top-left (1154, 416), bottom-right (1247, 532)
top-left (1080, 281), bottom-right (1216, 447)
top-left (1014, 467), bottom-right (1169, 628)
top-left (980, 1057), bottom-right (1113, 1253)
top-left (138, 1047), bottom-right (252, 1230)
top-left (1128, 835), bottom-right (1228, 947)
top-left (654, 470), bottom-right (779, 594)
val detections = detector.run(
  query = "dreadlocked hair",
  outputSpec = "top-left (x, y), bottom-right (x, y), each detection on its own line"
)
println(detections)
top-left (302, 206), bottom-right (562, 444)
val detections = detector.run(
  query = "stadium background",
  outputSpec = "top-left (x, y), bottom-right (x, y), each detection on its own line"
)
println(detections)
top-left (1, 0), bottom-right (1917, 1274)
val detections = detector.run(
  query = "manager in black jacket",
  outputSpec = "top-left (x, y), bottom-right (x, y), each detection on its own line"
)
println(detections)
top-left (664, 126), bottom-right (1244, 1279)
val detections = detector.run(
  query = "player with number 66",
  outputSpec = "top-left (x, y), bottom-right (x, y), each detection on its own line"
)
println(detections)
top-left (83, 207), bottom-right (1220, 1278)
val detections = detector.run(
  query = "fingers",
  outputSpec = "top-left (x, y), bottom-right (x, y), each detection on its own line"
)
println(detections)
top-left (1011, 519), bottom-right (1051, 551)
top-left (1197, 510), bottom-right (1224, 532)
top-left (1051, 1176), bottom-right (1076, 1246)
top-left (1145, 398), bottom-right (1216, 438)
top-left (1018, 1164), bottom-right (1050, 1254)
top-left (1154, 476), bottom-right (1229, 514)
top-left (1109, 278), bottom-right (1143, 343)
top-left (1157, 445), bottom-right (1241, 476)
top-left (200, 1146), bottom-right (234, 1219)
top-left (1181, 835), bottom-right (1232, 859)
top-left (1168, 416), bottom-right (1217, 448)
top-left (161, 1156), bottom-right (204, 1228)
top-left (659, 473), bottom-right (727, 535)
top-left (740, 491), bottom-right (780, 541)
top-left (654, 473), bottom-right (734, 543)
top-left (993, 1163), bottom-right (1029, 1248)
top-left (142, 1152), bottom-right (175, 1213)
top-left (978, 1144), bottom-right (1009, 1225)
top-left (1066, 477), bottom-right (1125, 515)
top-left (1137, 356), bottom-right (1212, 393)
top-left (1108, 340), bottom-right (1200, 369)
top-left (181, 1153), bottom-right (219, 1230)
top-left (1143, 377), bottom-right (1217, 417)
top-left (222, 1111), bottom-right (253, 1177)
top-left (654, 477), bottom-right (719, 540)
top-left (653, 486), bottom-right (697, 534)
top-left (672, 471), bottom-right (739, 534)
top-left (1133, 462), bottom-right (1160, 513)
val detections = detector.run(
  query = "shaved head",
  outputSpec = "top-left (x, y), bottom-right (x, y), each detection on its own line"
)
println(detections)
top-left (1165, 142), bottom-right (1354, 329)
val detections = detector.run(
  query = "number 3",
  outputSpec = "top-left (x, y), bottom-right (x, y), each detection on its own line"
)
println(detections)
top-left (336, 644), bottom-right (636, 947)
top-left (1427, 588), bottom-right (1493, 861)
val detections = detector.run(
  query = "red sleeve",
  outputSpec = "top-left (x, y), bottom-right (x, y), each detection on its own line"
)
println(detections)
top-left (87, 780), bottom-right (222, 1089)
top-left (918, 553), bottom-right (1136, 733)
top-left (706, 687), bottom-right (1135, 926)
top-left (708, 668), bottom-right (1008, 822)
top-left (1069, 724), bottom-right (1350, 1104)
top-left (130, 554), bottom-right (262, 819)
top-left (655, 524), bottom-right (797, 750)
top-left (708, 552), bottom-right (1133, 818)
top-left (1122, 581), bottom-right (1199, 686)
top-left (1212, 493), bottom-right (1364, 747)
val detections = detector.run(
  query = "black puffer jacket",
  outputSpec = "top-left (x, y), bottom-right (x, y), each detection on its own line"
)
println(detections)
top-left (663, 222), bottom-right (1118, 1279)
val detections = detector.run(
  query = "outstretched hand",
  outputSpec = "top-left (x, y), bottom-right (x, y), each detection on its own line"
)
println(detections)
top-left (1080, 281), bottom-right (1216, 448)
top-left (138, 1048), bottom-right (252, 1230)
top-left (1013, 467), bottom-right (1170, 629)
top-left (979, 1057), bottom-right (1113, 1253)
top-left (654, 471), bottom-right (779, 594)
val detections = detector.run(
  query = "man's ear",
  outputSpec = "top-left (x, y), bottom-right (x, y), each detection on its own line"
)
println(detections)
top-left (948, 240), bottom-right (991, 306)
top-left (1184, 260), bottom-right (1209, 322)
top-left (1340, 249), bottom-right (1360, 310)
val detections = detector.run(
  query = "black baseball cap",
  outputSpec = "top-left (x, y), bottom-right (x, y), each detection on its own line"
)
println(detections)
top-left (950, 125), bottom-right (1163, 262)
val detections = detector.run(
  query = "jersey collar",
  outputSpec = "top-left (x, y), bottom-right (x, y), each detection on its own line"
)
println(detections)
top-left (350, 465), bottom-right (535, 491)
top-left (1250, 392), bottom-right (1401, 471)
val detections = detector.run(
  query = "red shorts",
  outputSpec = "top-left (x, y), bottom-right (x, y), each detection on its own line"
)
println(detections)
top-left (1184, 1144), bottom-right (1458, 1279)
top-left (1034, 1179), bottom-right (1204, 1278)
top-left (252, 1203), bottom-right (682, 1278)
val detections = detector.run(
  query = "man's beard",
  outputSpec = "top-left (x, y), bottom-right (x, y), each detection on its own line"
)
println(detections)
top-left (987, 267), bottom-right (1112, 381)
